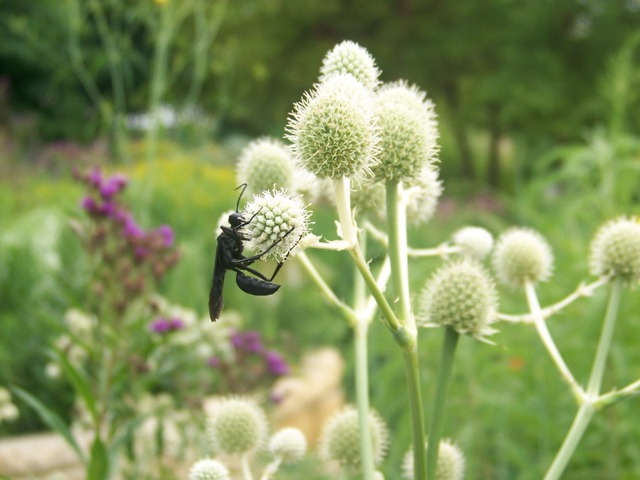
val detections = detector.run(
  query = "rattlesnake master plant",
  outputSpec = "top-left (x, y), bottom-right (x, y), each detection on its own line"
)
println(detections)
top-left (188, 459), bottom-right (231, 480)
top-left (236, 137), bottom-right (296, 195)
top-left (589, 217), bottom-right (640, 285)
top-left (268, 427), bottom-right (307, 464)
top-left (417, 260), bottom-right (499, 341)
top-left (492, 227), bottom-right (554, 287)
top-left (452, 226), bottom-right (494, 260)
top-left (319, 40), bottom-right (381, 90)
top-left (402, 440), bottom-right (465, 480)
top-left (206, 397), bottom-right (268, 455)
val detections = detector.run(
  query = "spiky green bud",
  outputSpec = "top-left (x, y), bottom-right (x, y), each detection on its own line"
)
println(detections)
top-left (372, 81), bottom-right (439, 182)
top-left (188, 459), bottom-right (230, 480)
top-left (319, 40), bottom-right (380, 90)
top-left (418, 260), bottom-right (498, 341)
top-left (319, 406), bottom-right (389, 472)
top-left (242, 189), bottom-right (311, 261)
top-left (207, 398), bottom-right (268, 455)
top-left (492, 228), bottom-right (554, 287)
top-left (453, 226), bottom-right (494, 260)
top-left (269, 427), bottom-right (307, 464)
top-left (286, 74), bottom-right (380, 180)
top-left (237, 137), bottom-right (295, 195)
top-left (402, 440), bottom-right (465, 480)
top-left (589, 217), bottom-right (640, 285)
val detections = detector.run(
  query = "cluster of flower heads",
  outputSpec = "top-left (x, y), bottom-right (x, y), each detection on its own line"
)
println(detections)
top-left (208, 329), bottom-right (290, 393)
top-left (148, 316), bottom-right (185, 334)
top-left (189, 397), bottom-right (307, 480)
top-left (73, 167), bottom-right (179, 312)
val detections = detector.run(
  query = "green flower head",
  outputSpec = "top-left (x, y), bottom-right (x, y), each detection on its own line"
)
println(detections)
top-left (492, 227), bottom-right (554, 287)
top-left (319, 40), bottom-right (381, 91)
top-left (402, 440), bottom-right (465, 480)
top-left (418, 260), bottom-right (498, 341)
top-left (206, 397), bottom-right (268, 455)
top-left (589, 217), bottom-right (640, 285)
top-left (188, 459), bottom-right (230, 480)
top-left (269, 427), bottom-right (307, 464)
top-left (236, 137), bottom-right (295, 195)
top-left (286, 74), bottom-right (380, 180)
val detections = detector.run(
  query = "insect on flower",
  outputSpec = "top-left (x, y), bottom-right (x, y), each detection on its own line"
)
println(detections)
top-left (209, 184), bottom-right (295, 321)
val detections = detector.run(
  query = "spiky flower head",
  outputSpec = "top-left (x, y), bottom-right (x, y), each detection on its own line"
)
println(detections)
top-left (319, 406), bottom-right (389, 472)
top-left (242, 189), bottom-right (311, 262)
top-left (372, 81), bottom-right (439, 182)
top-left (269, 427), bottom-right (307, 464)
top-left (417, 260), bottom-right (498, 341)
top-left (286, 74), bottom-right (380, 180)
top-left (237, 137), bottom-right (296, 195)
top-left (589, 217), bottom-right (640, 285)
top-left (453, 226), bottom-right (494, 260)
top-left (402, 440), bottom-right (465, 480)
top-left (319, 40), bottom-right (381, 91)
top-left (188, 459), bottom-right (231, 480)
top-left (206, 398), bottom-right (268, 455)
top-left (492, 227), bottom-right (554, 287)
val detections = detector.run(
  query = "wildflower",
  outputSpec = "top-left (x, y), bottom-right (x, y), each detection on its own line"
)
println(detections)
top-left (242, 189), bottom-right (311, 261)
top-left (237, 137), bottom-right (296, 195)
top-left (122, 216), bottom-right (145, 239)
top-left (157, 225), bottom-right (174, 247)
top-left (319, 40), bottom-right (381, 90)
top-left (269, 427), bottom-right (307, 464)
top-left (417, 260), bottom-right (498, 341)
top-left (188, 458), bottom-right (230, 480)
top-left (452, 226), bottom-right (494, 260)
top-left (207, 397), bottom-right (268, 455)
top-left (405, 165), bottom-right (443, 225)
top-left (264, 350), bottom-right (289, 376)
top-left (319, 406), bottom-right (389, 472)
top-left (99, 173), bottom-right (128, 199)
top-left (286, 74), bottom-right (380, 180)
top-left (492, 227), bottom-right (554, 287)
top-left (372, 81), bottom-right (439, 183)
top-left (230, 330), bottom-right (264, 354)
top-left (589, 217), bottom-right (640, 285)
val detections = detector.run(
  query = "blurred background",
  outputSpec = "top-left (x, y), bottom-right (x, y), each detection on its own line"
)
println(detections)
top-left (1, 0), bottom-right (640, 478)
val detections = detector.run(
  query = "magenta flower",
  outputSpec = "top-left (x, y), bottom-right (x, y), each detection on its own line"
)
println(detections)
top-left (99, 174), bottom-right (128, 199)
top-left (88, 168), bottom-right (103, 187)
top-left (123, 216), bottom-right (145, 239)
top-left (264, 350), bottom-right (289, 376)
top-left (231, 330), bottom-right (264, 354)
top-left (80, 196), bottom-right (98, 212)
top-left (157, 225), bottom-right (174, 247)
top-left (208, 356), bottom-right (221, 368)
top-left (149, 318), bottom-right (171, 333)
top-left (168, 317), bottom-right (184, 330)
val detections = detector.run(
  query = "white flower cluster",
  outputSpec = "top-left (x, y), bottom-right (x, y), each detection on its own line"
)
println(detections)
top-left (0, 387), bottom-right (19, 424)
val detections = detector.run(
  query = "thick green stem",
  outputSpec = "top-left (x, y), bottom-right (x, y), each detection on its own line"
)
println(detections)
top-left (426, 327), bottom-right (460, 480)
top-left (402, 345), bottom-right (428, 480)
top-left (543, 277), bottom-right (623, 480)
top-left (355, 319), bottom-right (376, 480)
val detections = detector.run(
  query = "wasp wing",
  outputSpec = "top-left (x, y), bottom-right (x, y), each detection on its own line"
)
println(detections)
top-left (208, 241), bottom-right (226, 321)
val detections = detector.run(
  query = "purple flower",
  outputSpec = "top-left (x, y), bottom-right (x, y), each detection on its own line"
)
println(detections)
top-left (134, 246), bottom-right (150, 258)
top-left (168, 317), bottom-right (184, 330)
top-left (88, 168), bottom-right (103, 187)
top-left (99, 174), bottom-right (128, 199)
top-left (157, 225), bottom-right (174, 247)
top-left (208, 356), bottom-right (221, 368)
top-left (123, 216), bottom-right (145, 239)
top-left (99, 200), bottom-right (118, 217)
top-left (264, 350), bottom-right (289, 376)
top-left (230, 330), bottom-right (264, 354)
top-left (80, 196), bottom-right (98, 212)
top-left (149, 318), bottom-right (171, 333)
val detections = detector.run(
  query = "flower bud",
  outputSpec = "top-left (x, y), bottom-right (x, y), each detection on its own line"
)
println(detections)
top-left (453, 226), bottom-right (494, 260)
top-left (405, 165), bottom-right (443, 225)
top-left (319, 40), bottom-right (381, 91)
top-left (417, 260), bottom-right (498, 341)
top-left (188, 458), bottom-right (230, 480)
top-left (269, 427), bottom-right (307, 464)
top-left (492, 228), bottom-right (554, 287)
top-left (242, 189), bottom-right (311, 261)
top-left (286, 74), bottom-right (380, 179)
top-left (319, 406), bottom-right (389, 472)
top-left (237, 137), bottom-right (296, 195)
top-left (372, 81), bottom-right (439, 183)
top-left (402, 440), bottom-right (465, 480)
top-left (207, 398), bottom-right (268, 455)
top-left (589, 217), bottom-right (640, 285)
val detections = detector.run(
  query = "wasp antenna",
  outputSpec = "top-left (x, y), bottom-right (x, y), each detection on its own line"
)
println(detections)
top-left (235, 183), bottom-right (248, 212)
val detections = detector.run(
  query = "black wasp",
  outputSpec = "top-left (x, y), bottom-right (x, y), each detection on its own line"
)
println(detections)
top-left (209, 184), bottom-right (294, 321)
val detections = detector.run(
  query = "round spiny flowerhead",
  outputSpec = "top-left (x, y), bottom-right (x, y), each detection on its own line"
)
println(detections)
top-left (269, 427), bottom-right (307, 464)
top-left (453, 226), bottom-right (494, 260)
top-left (417, 260), bottom-right (498, 341)
top-left (319, 40), bottom-right (381, 91)
top-left (242, 189), bottom-right (311, 262)
top-left (206, 398), bottom-right (268, 455)
top-left (188, 459), bottom-right (230, 480)
top-left (402, 440), bottom-right (465, 480)
top-left (372, 81), bottom-right (439, 183)
top-left (319, 406), bottom-right (389, 472)
top-left (589, 217), bottom-right (640, 285)
top-left (492, 227), bottom-right (554, 287)
top-left (286, 74), bottom-right (380, 180)
top-left (237, 137), bottom-right (296, 195)
top-left (405, 165), bottom-right (443, 225)
top-left (351, 179), bottom-right (386, 221)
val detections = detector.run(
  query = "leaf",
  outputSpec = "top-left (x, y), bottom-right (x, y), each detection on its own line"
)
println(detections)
top-left (11, 386), bottom-right (86, 463)
top-left (48, 347), bottom-right (99, 423)
top-left (87, 436), bottom-right (111, 480)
